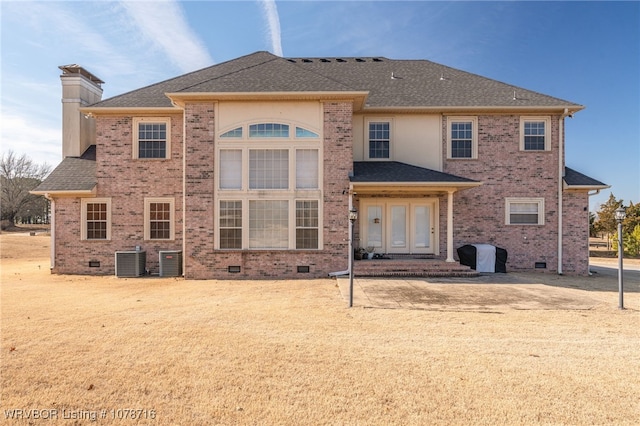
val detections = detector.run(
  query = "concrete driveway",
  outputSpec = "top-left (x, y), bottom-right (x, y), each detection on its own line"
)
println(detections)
top-left (336, 262), bottom-right (640, 311)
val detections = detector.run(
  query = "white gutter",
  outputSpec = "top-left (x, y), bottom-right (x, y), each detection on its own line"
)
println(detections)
top-left (329, 187), bottom-right (354, 277)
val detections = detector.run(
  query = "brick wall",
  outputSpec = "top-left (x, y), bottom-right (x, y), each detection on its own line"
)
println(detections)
top-left (443, 114), bottom-right (564, 273)
top-left (183, 102), bottom-right (216, 279)
top-left (562, 191), bottom-right (590, 274)
top-left (52, 114), bottom-right (184, 275)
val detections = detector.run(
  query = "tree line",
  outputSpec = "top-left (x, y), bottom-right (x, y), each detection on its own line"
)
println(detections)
top-left (591, 193), bottom-right (640, 256)
top-left (1, 151), bottom-right (51, 229)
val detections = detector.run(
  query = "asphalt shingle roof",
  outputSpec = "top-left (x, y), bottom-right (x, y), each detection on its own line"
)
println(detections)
top-left (91, 51), bottom-right (582, 110)
top-left (32, 157), bottom-right (96, 193)
top-left (564, 167), bottom-right (608, 188)
top-left (351, 161), bottom-right (478, 184)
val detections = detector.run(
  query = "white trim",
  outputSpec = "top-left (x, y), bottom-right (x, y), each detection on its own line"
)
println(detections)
top-left (519, 116), bottom-right (551, 151)
top-left (80, 198), bottom-right (112, 240)
top-left (132, 117), bottom-right (172, 159)
top-left (446, 116), bottom-right (478, 159)
top-left (144, 197), bottom-right (175, 241)
top-left (505, 197), bottom-right (545, 225)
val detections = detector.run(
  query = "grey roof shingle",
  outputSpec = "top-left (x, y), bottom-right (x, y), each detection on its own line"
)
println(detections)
top-left (90, 51), bottom-right (582, 110)
top-left (351, 161), bottom-right (478, 184)
top-left (564, 167), bottom-right (609, 188)
top-left (32, 157), bottom-right (96, 193)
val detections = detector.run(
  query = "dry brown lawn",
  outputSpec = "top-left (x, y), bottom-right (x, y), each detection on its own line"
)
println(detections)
top-left (1, 232), bottom-right (639, 425)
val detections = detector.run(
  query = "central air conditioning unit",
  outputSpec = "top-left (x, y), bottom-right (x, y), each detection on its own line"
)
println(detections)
top-left (115, 251), bottom-right (146, 277)
top-left (159, 250), bottom-right (182, 277)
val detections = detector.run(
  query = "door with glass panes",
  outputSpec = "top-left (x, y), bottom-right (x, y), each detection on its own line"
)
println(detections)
top-left (361, 200), bottom-right (436, 254)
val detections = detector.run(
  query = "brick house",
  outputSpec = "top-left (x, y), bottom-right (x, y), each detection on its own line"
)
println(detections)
top-left (33, 51), bottom-right (608, 278)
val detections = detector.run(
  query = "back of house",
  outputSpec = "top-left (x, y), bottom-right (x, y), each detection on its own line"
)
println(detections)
top-left (33, 52), bottom-right (608, 278)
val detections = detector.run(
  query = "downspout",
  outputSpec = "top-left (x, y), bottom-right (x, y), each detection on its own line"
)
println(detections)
top-left (558, 108), bottom-right (569, 275)
top-left (329, 187), bottom-right (353, 276)
top-left (46, 194), bottom-right (55, 271)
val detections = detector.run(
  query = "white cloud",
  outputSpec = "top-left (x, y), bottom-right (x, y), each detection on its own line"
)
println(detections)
top-left (119, 0), bottom-right (214, 72)
top-left (0, 113), bottom-right (61, 166)
top-left (258, 0), bottom-right (283, 56)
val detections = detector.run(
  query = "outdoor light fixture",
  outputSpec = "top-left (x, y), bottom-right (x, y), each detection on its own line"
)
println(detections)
top-left (348, 208), bottom-right (358, 308)
top-left (615, 206), bottom-right (626, 310)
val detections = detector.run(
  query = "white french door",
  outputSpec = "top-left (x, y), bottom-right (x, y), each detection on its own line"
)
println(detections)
top-left (361, 199), bottom-right (437, 254)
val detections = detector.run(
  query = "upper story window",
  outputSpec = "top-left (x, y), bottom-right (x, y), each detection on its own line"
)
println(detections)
top-left (295, 127), bottom-right (319, 138)
top-left (249, 123), bottom-right (289, 138)
top-left (505, 197), bottom-right (545, 225)
top-left (133, 117), bottom-right (171, 159)
top-left (368, 121), bottom-right (390, 159)
top-left (520, 117), bottom-right (550, 151)
top-left (220, 127), bottom-right (243, 138)
top-left (249, 149), bottom-right (289, 189)
top-left (447, 117), bottom-right (478, 159)
top-left (81, 198), bottom-right (111, 240)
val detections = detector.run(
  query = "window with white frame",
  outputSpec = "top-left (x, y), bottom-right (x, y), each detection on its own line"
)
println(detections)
top-left (133, 117), bottom-right (171, 159)
top-left (249, 149), bottom-right (289, 189)
top-left (219, 149), bottom-right (242, 189)
top-left (296, 200), bottom-right (319, 249)
top-left (520, 117), bottom-right (550, 151)
top-left (505, 198), bottom-right (545, 225)
top-left (367, 121), bottom-right (390, 159)
top-left (81, 198), bottom-right (111, 240)
top-left (216, 122), bottom-right (322, 250)
top-left (144, 197), bottom-right (175, 240)
top-left (249, 200), bottom-right (289, 249)
top-left (296, 149), bottom-right (319, 189)
top-left (447, 117), bottom-right (478, 159)
top-left (219, 200), bottom-right (242, 249)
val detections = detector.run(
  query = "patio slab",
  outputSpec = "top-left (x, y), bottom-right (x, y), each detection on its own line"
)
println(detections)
top-left (335, 273), bottom-right (606, 311)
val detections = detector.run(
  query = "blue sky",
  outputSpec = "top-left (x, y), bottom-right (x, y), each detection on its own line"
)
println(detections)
top-left (1, 0), bottom-right (638, 211)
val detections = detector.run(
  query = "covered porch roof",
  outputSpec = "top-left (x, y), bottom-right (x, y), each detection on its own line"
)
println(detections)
top-left (350, 161), bottom-right (481, 194)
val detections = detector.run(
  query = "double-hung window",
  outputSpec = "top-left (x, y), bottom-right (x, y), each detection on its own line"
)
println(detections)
top-left (81, 198), bottom-right (111, 240)
top-left (219, 200), bottom-right (242, 249)
top-left (447, 117), bottom-right (478, 159)
top-left (505, 198), bottom-right (545, 225)
top-left (520, 117), bottom-right (550, 151)
top-left (133, 118), bottom-right (171, 159)
top-left (296, 200), bottom-right (319, 249)
top-left (144, 197), bottom-right (175, 240)
top-left (368, 121), bottom-right (390, 159)
top-left (216, 122), bottom-right (322, 250)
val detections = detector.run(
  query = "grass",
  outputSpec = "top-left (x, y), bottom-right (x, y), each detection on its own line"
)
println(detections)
top-left (1, 233), bottom-right (639, 425)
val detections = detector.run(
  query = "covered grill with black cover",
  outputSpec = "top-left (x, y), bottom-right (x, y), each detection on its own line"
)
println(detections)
top-left (457, 244), bottom-right (507, 273)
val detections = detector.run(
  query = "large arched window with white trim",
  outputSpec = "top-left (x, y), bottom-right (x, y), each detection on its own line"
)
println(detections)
top-left (216, 122), bottom-right (322, 250)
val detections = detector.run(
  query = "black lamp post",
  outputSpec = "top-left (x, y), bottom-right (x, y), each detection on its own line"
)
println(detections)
top-left (615, 206), bottom-right (626, 310)
top-left (348, 208), bottom-right (358, 308)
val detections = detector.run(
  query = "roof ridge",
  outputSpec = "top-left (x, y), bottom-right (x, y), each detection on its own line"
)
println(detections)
top-left (91, 51), bottom-right (276, 107)
top-left (175, 52), bottom-right (280, 93)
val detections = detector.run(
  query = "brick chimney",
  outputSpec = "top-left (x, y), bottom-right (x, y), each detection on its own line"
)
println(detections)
top-left (59, 65), bottom-right (103, 158)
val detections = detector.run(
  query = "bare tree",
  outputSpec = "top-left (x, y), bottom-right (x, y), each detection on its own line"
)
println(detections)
top-left (1, 151), bottom-right (51, 228)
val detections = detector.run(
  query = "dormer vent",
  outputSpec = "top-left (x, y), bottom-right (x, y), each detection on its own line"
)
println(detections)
top-left (355, 58), bottom-right (365, 62)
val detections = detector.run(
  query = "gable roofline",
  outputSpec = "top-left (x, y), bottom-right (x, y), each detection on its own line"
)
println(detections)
top-left (87, 51), bottom-right (584, 111)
